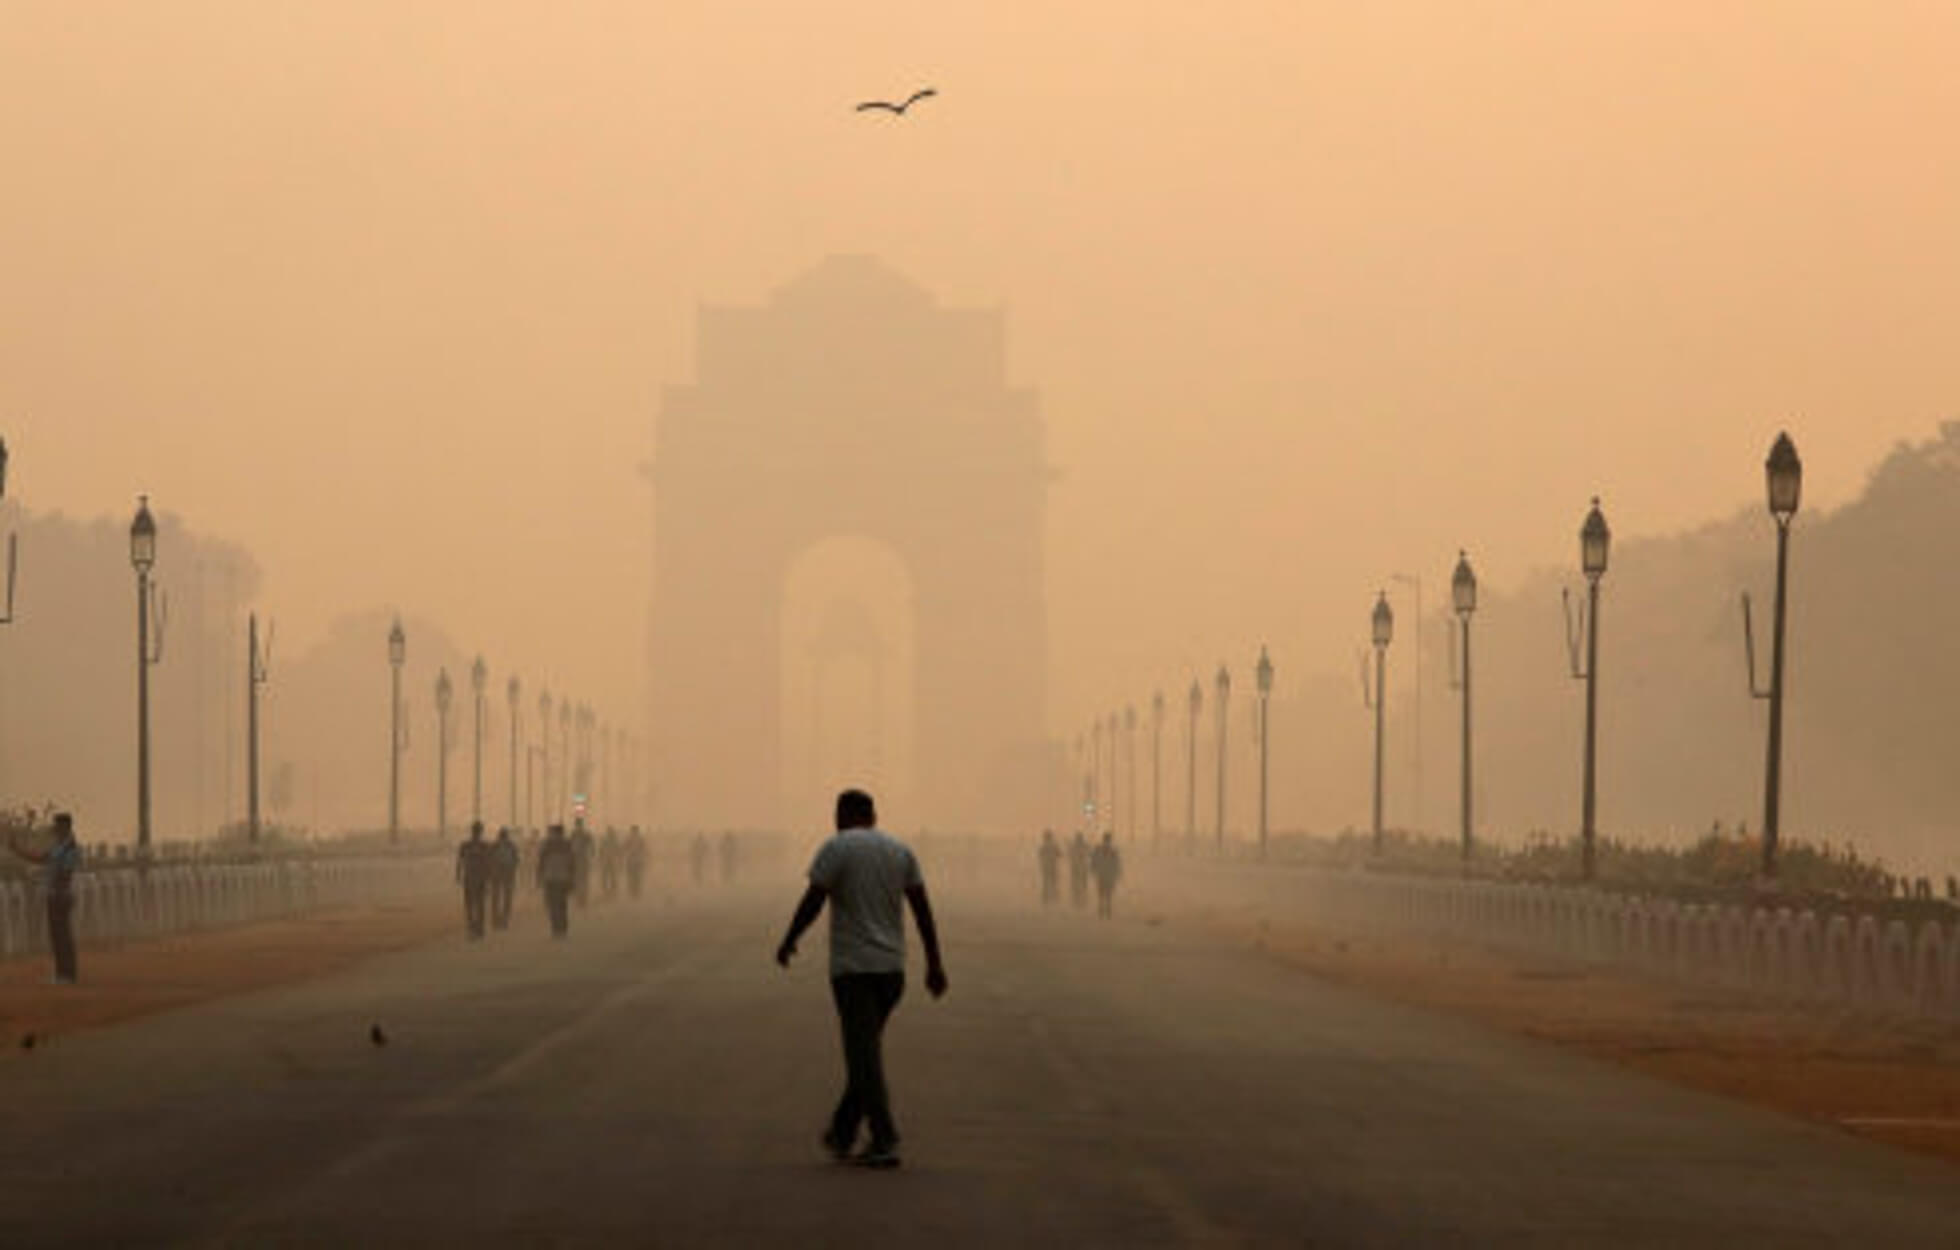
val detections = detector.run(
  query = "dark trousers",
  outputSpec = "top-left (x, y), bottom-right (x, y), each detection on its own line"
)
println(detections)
top-left (1096, 883), bottom-right (1115, 919)
top-left (544, 883), bottom-right (572, 937)
top-left (829, 972), bottom-right (905, 1150)
top-left (490, 876), bottom-right (514, 929)
top-left (462, 884), bottom-right (488, 938)
top-left (47, 894), bottom-right (76, 982)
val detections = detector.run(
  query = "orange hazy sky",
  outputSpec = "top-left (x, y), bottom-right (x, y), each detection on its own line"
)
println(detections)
top-left (3, 2), bottom-right (1957, 729)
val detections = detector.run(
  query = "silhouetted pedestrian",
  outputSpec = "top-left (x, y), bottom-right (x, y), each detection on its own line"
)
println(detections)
top-left (490, 826), bottom-right (520, 930)
top-left (625, 826), bottom-right (649, 900)
top-left (776, 790), bottom-right (947, 1170)
top-left (7, 812), bottom-right (82, 984)
top-left (599, 827), bottom-right (622, 901)
top-left (1036, 829), bottom-right (1062, 905)
top-left (1067, 831), bottom-right (1091, 909)
top-left (1090, 832), bottom-right (1123, 920)
top-left (456, 822), bottom-right (493, 939)
top-left (536, 824), bottom-right (576, 938)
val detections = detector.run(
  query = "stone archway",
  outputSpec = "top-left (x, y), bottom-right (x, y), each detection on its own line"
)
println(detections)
top-left (645, 256), bottom-right (1048, 831)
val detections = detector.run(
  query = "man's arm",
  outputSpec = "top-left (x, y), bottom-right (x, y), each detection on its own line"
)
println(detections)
top-left (905, 883), bottom-right (949, 998)
top-left (775, 883), bottom-right (827, 968)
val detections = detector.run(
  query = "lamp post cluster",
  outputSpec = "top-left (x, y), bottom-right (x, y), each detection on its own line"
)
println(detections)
top-left (382, 623), bottom-right (639, 842)
top-left (1074, 434), bottom-right (1803, 885)
top-left (1083, 647), bottom-right (1274, 859)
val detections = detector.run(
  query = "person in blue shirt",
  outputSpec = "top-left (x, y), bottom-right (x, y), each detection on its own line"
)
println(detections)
top-left (8, 812), bottom-right (82, 984)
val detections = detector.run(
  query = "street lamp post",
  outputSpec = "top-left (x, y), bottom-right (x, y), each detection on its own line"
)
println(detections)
top-left (1451, 553), bottom-right (1477, 870)
top-left (1123, 705), bottom-right (1137, 845)
top-left (1368, 592), bottom-right (1393, 856)
top-left (1090, 717), bottom-right (1103, 830)
top-left (507, 676), bottom-right (521, 829)
top-left (1186, 679), bottom-right (1202, 851)
top-left (537, 689), bottom-right (553, 823)
top-left (247, 613), bottom-right (273, 844)
top-left (0, 437), bottom-right (19, 627)
top-left (471, 657), bottom-right (487, 823)
top-left (388, 619), bottom-right (405, 843)
top-left (1150, 690), bottom-right (1164, 851)
top-left (1747, 434), bottom-right (1803, 879)
top-left (1564, 499), bottom-right (1611, 881)
top-left (1213, 664), bottom-right (1230, 853)
top-left (1255, 647), bottom-right (1273, 862)
top-left (131, 498), bottom-right (161, 857)
top-left (435, 668), bottom-right (454, 837)
top-left (559, 701), bottom-right (572, 819)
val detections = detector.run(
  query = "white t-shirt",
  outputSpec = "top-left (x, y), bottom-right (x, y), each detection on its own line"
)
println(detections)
top-left (808, 827), bottom-right (923, 976)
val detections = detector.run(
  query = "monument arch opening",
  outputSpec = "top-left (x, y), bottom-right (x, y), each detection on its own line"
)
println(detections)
top-left (645, 256), bottom-right (1049, 831)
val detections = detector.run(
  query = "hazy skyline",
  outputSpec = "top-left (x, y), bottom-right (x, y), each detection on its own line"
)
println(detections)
top-left (5, 3), bottom-right (1958, 740)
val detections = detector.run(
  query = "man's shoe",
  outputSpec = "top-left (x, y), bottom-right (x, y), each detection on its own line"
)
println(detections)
top-left (821, 1130), bottom-right (854, 1162)
top-left (853, 1144), bottom-right (901, 1170)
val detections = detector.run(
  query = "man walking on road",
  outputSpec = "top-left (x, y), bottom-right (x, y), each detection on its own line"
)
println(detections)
top-left (536, 824), bottom-right (576, 939)
top-left (8, 812), bottom-right (82, 984)
top-left (1067, 831), bottom-right (1092, 909)
top-left (1090, 832), bottom-right (1123, 920)
top-left (1036, 829), bottom-right (1062, 905)
top-left (776, 789), bottom-right (947, 1170)
top-left (456, 822), bottom-right (493, 939)
top-left (489, 827), bottom-right (520, 930)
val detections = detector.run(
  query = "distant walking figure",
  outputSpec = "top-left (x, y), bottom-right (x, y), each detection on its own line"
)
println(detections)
top-left (1090, 832), bottom-right (1123, 920)
top-left (571, 820), bottom-right (596, 908)
top-left (1067, 831), bottom-right (1091, 909)
top-left (855, 87), bottom-right (936, 116)
top-left (456, 822), bottom-right (493, 939)
top-left (776, 790), bottom-right (947, 1170)
top-left (490, 827), bottom-right (520, 930)
top-left (8, 812), bottom-right (82, 983)
top-left (624, 826), bottom-right (649, 900)
top-left (1036, 829), bottom-right (1062, 905)
top-left (536, 824), bottom-right (577, 938)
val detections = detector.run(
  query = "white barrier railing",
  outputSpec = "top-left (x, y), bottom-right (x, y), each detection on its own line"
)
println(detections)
top-left (0, 858), bottom-right (447, 961)
top-left (1286, 868), bottom-right (1960, 1024)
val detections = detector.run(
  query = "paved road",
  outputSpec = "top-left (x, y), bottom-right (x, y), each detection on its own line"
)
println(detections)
top-left (2, 885), bottom-right (1957, 1247)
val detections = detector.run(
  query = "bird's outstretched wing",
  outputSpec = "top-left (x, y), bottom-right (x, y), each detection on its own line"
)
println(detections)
top-left (902, 87), bottom-right (937, 110)
top-left (855, 100), bottom-right (903, 113)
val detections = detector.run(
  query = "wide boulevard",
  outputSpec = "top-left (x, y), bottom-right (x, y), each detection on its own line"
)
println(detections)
top-left (2, 876), bottom-right (1956, 1247)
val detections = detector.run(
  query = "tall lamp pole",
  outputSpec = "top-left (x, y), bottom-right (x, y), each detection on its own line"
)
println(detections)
top-left (1451, 553), bottom-right (1477, 870)
top-left (470, 657), bottom-right (487, 823)
top-left (247, 613), bottom-right (273, 844)
top-left (1255, 646), bottom-right (1273, 862)
top-left (388, 619), bottom-right (405, 843)
top-left (1150, 690), bottom-right (1164, 852)
top-left (537, 689), bottom-right (553, 824)
top-left (435, 668), bottom-right (453, 837)
top-left (1368, 592), bottom-right (1393, 855)
top-left (1213, 664), bottom-right (1230, 853)
top-left (1748, 434), bottom-right (1802, 878)
top-left (131, 498), bottom-right (162, 857)
top-left (1565, 499), bottom-right (1611, 880)
top-left (1123, 705), bottom-right (1137, 845)
top-left (1185, 678), bottom-right (1202, 851)
top-left (507, 676), bottom-right (521, 829)
top-left (1392, 572), bottom-right (1424, 832)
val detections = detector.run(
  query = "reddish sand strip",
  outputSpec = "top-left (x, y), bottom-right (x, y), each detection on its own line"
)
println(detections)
top-left (1184, 903), bottom-right (1960, 1168)
top-left (1, 900), bottom-right (453, 1055)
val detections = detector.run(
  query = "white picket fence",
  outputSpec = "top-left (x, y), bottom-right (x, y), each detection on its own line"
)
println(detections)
top-left (1292, 868), bottom-right (1960, 1023)
top-left (0, 858), bottom-right (446, 960)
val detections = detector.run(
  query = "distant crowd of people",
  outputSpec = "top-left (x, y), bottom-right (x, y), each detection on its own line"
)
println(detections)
top-left (454, 821), bottom-right (755, 941)
top-left (1035, 829), bottom-right (1123, 918)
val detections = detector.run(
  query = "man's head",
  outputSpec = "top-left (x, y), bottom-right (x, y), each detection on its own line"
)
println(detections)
top-left (52, 812), bottom-right (74, 841)
top-left (469, 820), bottom-right (484, 841)
top-left (548, 823), bottom-right (566, 839)
top-left (496, 826), bottom-right (512, 841)
top-left (834, 789), bottom-right (876, 831)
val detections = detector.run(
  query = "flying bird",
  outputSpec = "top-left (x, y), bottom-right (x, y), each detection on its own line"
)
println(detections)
top-left (856, 88), bottom-right (936, 116)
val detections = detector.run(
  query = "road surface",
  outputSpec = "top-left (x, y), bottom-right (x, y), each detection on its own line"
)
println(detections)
top-left (1, 884), bottom-right (1956, 1247)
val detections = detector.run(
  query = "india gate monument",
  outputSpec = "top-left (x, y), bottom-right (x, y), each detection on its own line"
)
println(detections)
top-left (645, 256), bottom-right (1050, 832)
